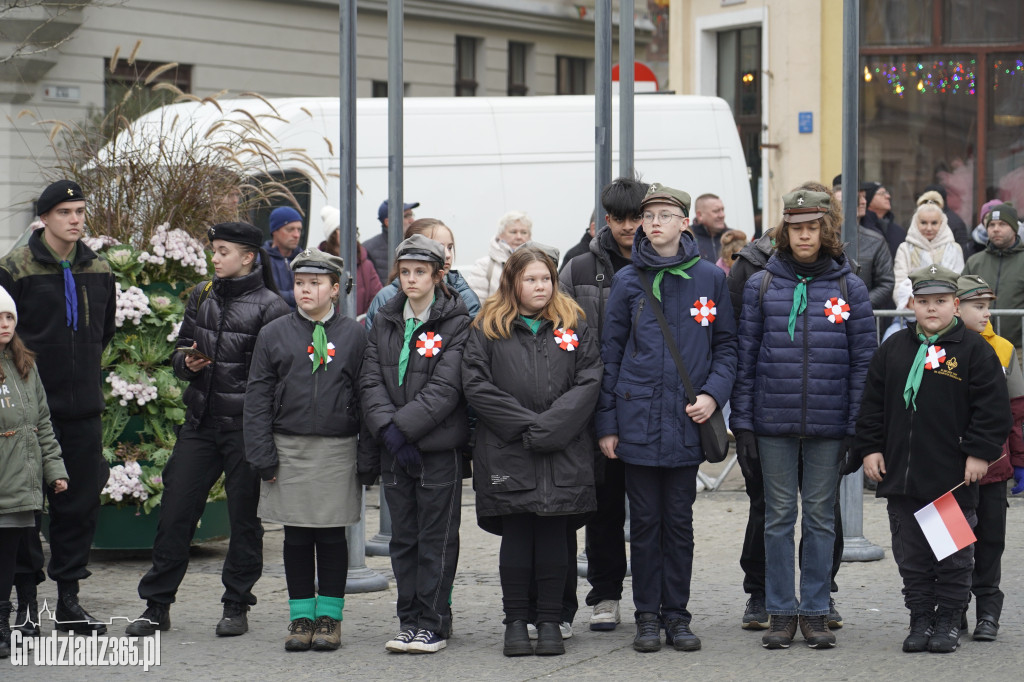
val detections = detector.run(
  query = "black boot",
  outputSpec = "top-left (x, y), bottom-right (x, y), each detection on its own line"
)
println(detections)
top-left (928, 607), bottom-right (962, 653)
top-left (215, 601), bottom-right (249, 637)
top-left (55, 581), bottom-right (107, 634)
top-left (534, 621), bottom-right (565, 656)
top-left (125, 602), bottom-right (171, 636)
top-left (1, 601), bottom-right (12, 659)
top-left (14, 576), bottom-right (39, 636)
top-left (902, 608), bottom-right (934, 653)
top-left (502, 620), bottom-right (533, 657)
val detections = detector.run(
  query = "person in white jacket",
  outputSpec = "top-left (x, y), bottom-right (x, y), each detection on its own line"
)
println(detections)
top-left (465, 211), bottom-right (532, 301)
top-left (892, 195), bottom-right (964, 309)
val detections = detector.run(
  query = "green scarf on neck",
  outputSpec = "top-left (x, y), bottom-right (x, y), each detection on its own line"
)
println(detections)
top-left (903, 318), bottom-right (958, 409)
top-left (311, 322), bottom-right (329, 373)
top-left (787, 276), bottom-right (811, 341)
top-left (651, 256), bottom-right (701, 301)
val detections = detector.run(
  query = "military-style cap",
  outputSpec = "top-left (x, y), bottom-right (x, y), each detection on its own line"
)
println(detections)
top-left (782, 190), bottom-right (829, 224)
top-left (640, 183), bottom-right (691, 217)
top-left (522, 240), bottom-right (560, 266)
top-left (985, 202), bottom-right (1019, 228)
top-left (37, 180), bottom-right (85, 216)
top-left (290, 247), bottom-right (345, 277)
top-left (208, 221), bottom-right (263, 249)
top-left (956, 274), bottom-right (996, 302)
top-left (395, 234), bottom-right (445, 267)
top-left (910, 263), bottom-right (960, 296)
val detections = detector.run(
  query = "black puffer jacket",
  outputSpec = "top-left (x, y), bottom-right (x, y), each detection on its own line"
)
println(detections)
top-left (244, 308), bottom-right (367, 477)
top-left (360, 287), bottom-right (471, 460)
top-left (558, 226), bottom-right (630, 335)
top-left (728, 231), bottom-right (774, 324)
top-left (462, 316), bottom-right (603, 535)
top-left (175, 269), bottom-right (290, 431)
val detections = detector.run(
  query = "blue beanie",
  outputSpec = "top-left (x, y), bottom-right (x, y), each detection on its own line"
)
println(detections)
top-left (269, 206), bottom-right (302, 232)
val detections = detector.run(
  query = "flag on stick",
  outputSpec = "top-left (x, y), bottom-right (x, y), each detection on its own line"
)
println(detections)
top-left (914, 491), bottom-right (977, 561)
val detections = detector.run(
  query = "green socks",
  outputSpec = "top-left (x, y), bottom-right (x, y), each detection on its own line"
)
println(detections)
top-left (315, 596), bottom-right (345, 621)
top-left (289, 598), bottom-right (316, 621)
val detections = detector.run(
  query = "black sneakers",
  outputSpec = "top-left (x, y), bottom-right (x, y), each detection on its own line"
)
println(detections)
top-left (633, 613), bottom-right (662, 653)
top-left (827, 598), bottom-right (843, 629)
top-left (665, 618), bottom-right (701, 651)
top-left (125, 603), bottom-right (171, 636)
top-left (903, 609), bottom-right (934, 652)
top-left (928, 607), bottom-right (961, 653)
top-left (215, 601), bottom-right (249, 637)
top-left (742, 596), bottom-right (769, 630)
top-left (973, 617), bottom-right (999, 642)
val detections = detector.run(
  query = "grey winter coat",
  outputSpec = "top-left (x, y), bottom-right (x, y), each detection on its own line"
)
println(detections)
top-left (462, 317), bottom-right (602, 534)
top-left (852, 225), bottom-right (895, 310)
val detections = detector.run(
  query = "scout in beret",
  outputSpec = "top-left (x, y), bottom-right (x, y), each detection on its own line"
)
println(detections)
top-left (641, 182), bottom-right (691, 216)
top-left (359, 233), bottom-right (472, 654)
top-left (782, 189), bottom-right (830, 223)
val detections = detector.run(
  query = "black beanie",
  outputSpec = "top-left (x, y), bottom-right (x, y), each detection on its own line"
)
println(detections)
top-left (861, 182), bottom-right (882, 208)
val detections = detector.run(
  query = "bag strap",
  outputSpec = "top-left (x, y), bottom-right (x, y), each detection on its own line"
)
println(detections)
top-left (196, 280), bottom-right (213, 309)
top-left (636, 269), bottom-right (699, 407)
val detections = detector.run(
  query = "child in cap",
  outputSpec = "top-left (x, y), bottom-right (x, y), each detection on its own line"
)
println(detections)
top-left (954, 274), bottom-right (1024, 641)
top-left (853, 264), bottom-right (1012, 654)
top-left (0, 286), bottom-right (68, 658)
top-left (358, 234), bottom-right (471, 654)
top-left (244, 247), bottom-right (369, 652)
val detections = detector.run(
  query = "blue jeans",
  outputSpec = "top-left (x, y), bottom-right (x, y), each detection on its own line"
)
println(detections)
top-left (758, 436), bottom-right (840, 616)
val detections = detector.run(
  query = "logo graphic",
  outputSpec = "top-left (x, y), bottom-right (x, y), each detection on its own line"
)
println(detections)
top-left (824, 297), bottom-right (851, 323)
top-left (689, 297), bottom-right (717, 326)
top-left (554, 327), bottom-right (579, 351)
top-left (416, 331), bottom-right (443, 357)
top-left (925, 345), bottom-right (946, 370)
top-left (307, 341), bottom-right (336, 365)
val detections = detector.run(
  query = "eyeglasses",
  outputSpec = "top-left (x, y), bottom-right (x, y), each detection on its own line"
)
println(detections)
top-left (642, 211), bottom-right (686, 224)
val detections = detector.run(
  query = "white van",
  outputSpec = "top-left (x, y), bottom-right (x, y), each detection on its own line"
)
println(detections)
top-left (120, 95), bottom-right (753, 269)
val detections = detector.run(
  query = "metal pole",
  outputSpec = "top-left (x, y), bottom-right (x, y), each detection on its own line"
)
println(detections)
top-left (339, 0), bottom-right (388, 593)
top-left (618, 0), bottom-right (635, 179)
top-left (595, 0), bottom-right (612, 230)
top-left (387, 0), bottom-right (404, 268)
top-left (839, 0), bottom-right (883, 563)
top-left (365, 486), bottom-right (392, 556)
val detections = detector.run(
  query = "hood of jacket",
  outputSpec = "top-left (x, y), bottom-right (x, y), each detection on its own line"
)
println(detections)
top-left (588, 224), bottom-right (627, 267)
top-left (488, 235), bottom-right (516, 263)
top-left (734, 230), bottom-right (774, 270)
top-left (212, 267), bottom-right (269, 299)
top-left (262, 240), bottom-right (297, 263)
top-left (630, 226), bottom-right (702, 270)
top-left (904, 221), bottom-right (956, 252)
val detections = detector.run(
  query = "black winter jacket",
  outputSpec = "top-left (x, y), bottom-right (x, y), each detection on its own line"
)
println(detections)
top-left (853, 322), bottom-right (1012, 508)
top-left (728, 231), bottom-right (774, 324)
top-left (0, 230), bottom-right (116, 419)
top-left (362, 229), bottom-right (391, 285)
top-left (360, 287), bottom-right (471, 463)
top-left (558, 226), bottom-right (630, 337)
top-left (244, 308), bottom-right (367, 478)
top-left (175, 269), bottom-right (290, 431)
top-left (462, 317), bottom-right (603, 535)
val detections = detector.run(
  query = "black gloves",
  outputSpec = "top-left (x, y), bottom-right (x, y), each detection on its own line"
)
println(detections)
top-left (838, 436), bottom-right (863, 476)
top-left (381, 423), bottom-right (406, 454)
top-left (734, 430), bottom-right (759, 477)
top-left (357, 471), bottom-right (379, 487)
top-left (396, 443), bottom-right (423, 469)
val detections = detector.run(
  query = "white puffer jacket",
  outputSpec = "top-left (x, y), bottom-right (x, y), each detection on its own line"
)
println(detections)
top-left (892, 214), bottom-right (964, 309)
top-left (465, 236), bottom-right (516, 302)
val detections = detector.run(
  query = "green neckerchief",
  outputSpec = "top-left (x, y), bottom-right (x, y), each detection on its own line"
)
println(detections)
top-left (787, 276), bottom-right (812, 341)
top-left (311, 322), bottom-right (329, 373)
top-left (651, 255), bottom-right (701, 301)
top-left (397, 295), bottom-right (434, 386)
top-left (519, 315), bottom-right (542, 335)
top-left (903, 318), bottom-right (958, 409)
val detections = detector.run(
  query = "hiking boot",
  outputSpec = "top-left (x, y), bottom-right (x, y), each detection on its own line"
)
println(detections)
top-left (665, 618), bottom-right (701, 651)
top-left (973, 617), bottom-right (999, 642)
top-left (55, 584), bottom-right (107, 634)
top-left (503, 620), bottom-right (533, 657)
top-left (385, 627), bottom-right (417, 653)
top-left (125, 603), bottom-right (170, 636)
top-left (902, 609), bottom-right (934, 653)
top-left (534, 621), bottom-right (565, 656)
top-left (799, 615), bottom-right (836, 649)
top-left (928, 607), bottom-right (961, 653)
top-left (215, 601), bottom-right (249, 637)
top-left (590, 600), bottom-right (620, 631)
top-left (742, 596), bottom-right (770, 630)
top-left (827, 598), bottom-right (843, 629)
top-left (633, 612), bottom-right (662, 653)
top-left (762, 615), bottom-right (798, 649)
top-left (0, 601), bottom-right (12, 659)
top-left (283, 617), bottom-right (314, 652)
top-left (14, 578), bottom-right (39, 637)
top-left (406, 629), bottom-right (446, 654)
top-left (311, 616), bottom-right (341, 651)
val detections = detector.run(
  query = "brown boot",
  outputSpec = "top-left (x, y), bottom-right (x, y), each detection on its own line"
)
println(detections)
top-left (311, 616), bottom-right (341, 651)
top-left (799, 615), bottom-right (837, 649)
top-left (285, 618), bottom-right (315, 652)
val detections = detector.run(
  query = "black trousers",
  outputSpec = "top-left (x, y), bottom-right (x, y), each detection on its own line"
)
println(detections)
top-left (585, 456), bottom-right (627, 605)
top-left (384, 448), bottom-right (462, 637)
top-left (1, 527), bottom-right (23, 601)
top-left (971, 481), bottom-right (1008, 620)
top-left (887, 495), bottom-right (976, 612)
top-left (499, 514), bottom-right (569, 624)
top-left (137, 423), bottom-right (263, 606)
top-left (738, 450), bottom-right (843, 597)
top-left (16, 416), bottom-right (107, 585)
top-left (528, 525), bottom-right (578, 624)
top-left (282, 526), bottom-right (348, 600)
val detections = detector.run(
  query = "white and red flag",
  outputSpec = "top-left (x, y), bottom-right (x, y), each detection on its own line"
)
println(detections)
top-left (914, 491), bottom-right (976, 561)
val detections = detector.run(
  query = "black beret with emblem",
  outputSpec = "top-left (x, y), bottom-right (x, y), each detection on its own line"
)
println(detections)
top-left (36, 180), bottom-right (86, 216)
top-left (207, 221), bottom-right (263, 249)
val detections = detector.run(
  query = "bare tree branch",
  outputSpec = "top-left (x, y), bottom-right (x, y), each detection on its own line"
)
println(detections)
top-left (0, 1), bottom-right (124, 66)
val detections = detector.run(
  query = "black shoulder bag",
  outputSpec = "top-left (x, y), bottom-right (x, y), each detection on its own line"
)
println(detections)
top-left (636, 269), bottom-right (729, 463)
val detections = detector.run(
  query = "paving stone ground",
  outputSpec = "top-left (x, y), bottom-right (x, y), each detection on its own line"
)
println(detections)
top-left (6, 462), bottom-right (1024, 681)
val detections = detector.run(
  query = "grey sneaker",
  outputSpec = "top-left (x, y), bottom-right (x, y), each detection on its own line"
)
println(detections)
top-left (527, 621), bottom-right (572, 639)
top-left (590, 600), bottom-right (620, 631)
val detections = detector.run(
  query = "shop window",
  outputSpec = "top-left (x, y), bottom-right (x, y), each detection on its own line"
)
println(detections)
top-left (944, 0), bottom-right (1023, 45)
top-left (557, 56), bottom-right (589, 95)
top-left (861, 0), bottom-right (933, 47)
top-left (987, 54), bottom-right (1024, 211)
top-left (456, 36), bottom-right (479, 97)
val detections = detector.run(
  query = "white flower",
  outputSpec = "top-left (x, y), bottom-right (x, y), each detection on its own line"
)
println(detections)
top-left (114, 283), bottom-right (151, 327)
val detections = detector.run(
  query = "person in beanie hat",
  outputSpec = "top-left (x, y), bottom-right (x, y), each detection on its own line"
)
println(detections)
top-left (264, 206), bottom-right (304, 309)
top-left (318, 206), bottom-right (383, 316)
top-left (0, 286), bottom-right (68, 658)
top-left (0, 179), bottom-right (115, 635)
top-left (962, 202), bottom-right (1024, 348)
top-left (244, 247), bottom-right (369, 652)
top-left (364, 199), bottom-right (420, 283)
top-left (860, 181), bottom-right (906, 257)
top-left (853, 263), bottom-right (1012, 654)
top-left (359, 235), bottom-right (471, 653)
top-left (954, 274), bottom-right (1024, 641)
top-left (126, 221), bottom-right (290, 639)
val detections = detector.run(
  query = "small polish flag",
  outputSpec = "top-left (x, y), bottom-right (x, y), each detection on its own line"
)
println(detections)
top-left (913, 491), bottom-right (977, 561)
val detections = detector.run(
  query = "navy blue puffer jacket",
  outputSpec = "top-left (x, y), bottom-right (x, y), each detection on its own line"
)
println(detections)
top-left (730, 252), bottom-right (876, 438)
top-left (595, 229), bottom-right (738, 468)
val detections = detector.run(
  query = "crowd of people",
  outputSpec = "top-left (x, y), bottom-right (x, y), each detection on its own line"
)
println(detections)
top-left (0, 175), bottom-right (1022, 663)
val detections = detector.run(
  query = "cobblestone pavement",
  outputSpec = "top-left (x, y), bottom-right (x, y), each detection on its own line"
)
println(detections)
top-left (6, 464), bottom-right (1024, 681)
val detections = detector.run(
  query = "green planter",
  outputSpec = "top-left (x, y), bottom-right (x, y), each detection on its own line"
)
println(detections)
top-left (43, 499), bottom-right (230, 551)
